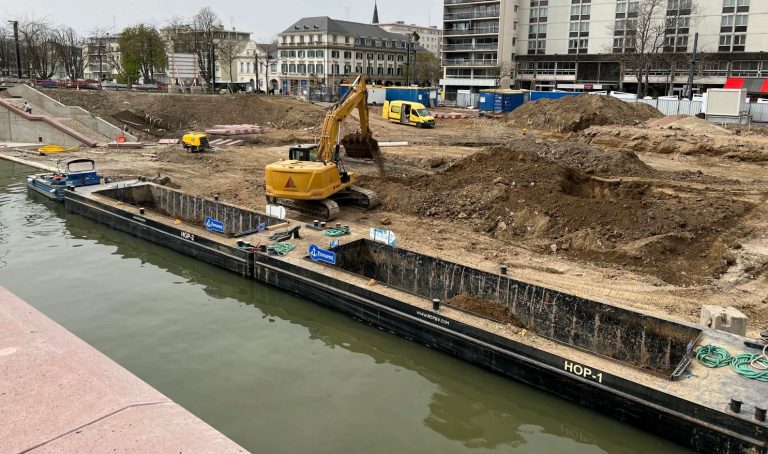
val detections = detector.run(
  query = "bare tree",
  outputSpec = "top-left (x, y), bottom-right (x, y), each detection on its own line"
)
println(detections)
top-left (605, 0), bottom-right (701, 97)
top-left (18, 19), bottom-right (57, 78)
top-left (256, 38), bottom-right (278, 92)
top-left (51, 27), bottom-right (85, 81)
top-left (191, 7), bottom-right (222, 86)
top-left (216, 31), bottom-right (247, 92)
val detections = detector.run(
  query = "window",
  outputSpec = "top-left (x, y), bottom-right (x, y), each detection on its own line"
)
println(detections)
top-left (613, 37), bottom-right (623, 48)
top-left (615, 19), bottom-right (625, 30)
top-left (387, 67), bottom-right (393, 75)
top-left (628, 1), bottom-right (639, 13)
top-left (316, 50), bottom-right (324, 57)
top-left (676, 36), bottom-right (688, 47)
top-left (570, 5), bottom-right (579, 15)
top-left (581, 5), bottom-right (590, 15)
top-left (375, 40), bottom-right (382, 47)
top-left (307, 64), bottom-right (314, 73)
top-left (735, 14), bottom-right (748, 25)
top-left (366, 53), bottom-right (374, 60)
top-left (288, 64), bottom-right (296, 73)
top-left (734, 34), bottom-right (746, 45)
top-left (528, 40), bottom-right (537, 50)
top-left (580, 22), bottom-right (589, 32)
top-left (396, 67), bottom-right (403, 75)
top-left (569, 39), bottom-right (578, 49)
top-left (355, 65), bottom-right (362, 73)
top-left (297, 50), bottom-right (305, 57)
top-left (387, 54), bottom-right (394, 61)
top-left (356, 52), bottom-right (363, 59)
top-left (281, 64), bottom-right (287, 73)
top-left (331, 50), bottom-right (339, 58)
top-left (365, 39), bottom-right (372, 46)
top-left (377, 53), bottom-right (384, 60)
top-left (377, 66), bottom-right (383, 75)
top-left (385, 40), bottom-right (392, 48)
top-left (316, 65), bottom-right (323, 74)
top-left (343, 65), bottom-right (350, 74)
top-left (344, 51), bottom-right (352, 58)
top-left (366, 66), bottom-right (373, 75)
top-left (297, 64), bottom-right (306, 73)
top-left (616, 2), bottom-right (626, 13)
top-left (719, 35), bottom-right (732, 46)
top-left (397, 55), bottom-right (404, 62)
top-left (737, 0), bottom-right (749, 6)
top-left (722, 0), bottom-right (735, 5)
top-left (721, 15), bottom-right (734, 26)
top-left (539, 7), bottom-right (548, 18)
top-left (240, 62), bottom-right (244, 72)
top-left (569, 22), bottom-right (579, 32)
top-left (307, 50), bottom-right (315, 58)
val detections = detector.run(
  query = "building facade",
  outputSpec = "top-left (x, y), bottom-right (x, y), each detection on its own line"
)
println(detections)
top-left (83, 35), bottom-right (121, 81)
top-left (440, 0), bottom-right (520, 100)
top-left (516, 0), bottom-right (768, 95)
top-left (277, 17), bottom-right (416, 96)
top-left (377, 22), bottom-right (443, 56)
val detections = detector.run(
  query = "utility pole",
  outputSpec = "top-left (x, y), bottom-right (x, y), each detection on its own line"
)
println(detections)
top-left (8, 20), bottom-right (22, 79)
top-left (686, 32), bottom-right (699, 100)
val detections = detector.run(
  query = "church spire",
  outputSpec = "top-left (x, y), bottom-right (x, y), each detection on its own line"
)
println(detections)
top-left (372, 1), bottom-right (380, 24)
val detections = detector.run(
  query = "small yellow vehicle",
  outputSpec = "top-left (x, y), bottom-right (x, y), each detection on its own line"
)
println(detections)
top-left (381, 100), bottom-right (435, 128)
top-left (181, 132), bottom-right (210, 153)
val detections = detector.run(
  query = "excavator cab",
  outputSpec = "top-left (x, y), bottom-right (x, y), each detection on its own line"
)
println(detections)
top-left (288, 144), bottom-right (319, 162)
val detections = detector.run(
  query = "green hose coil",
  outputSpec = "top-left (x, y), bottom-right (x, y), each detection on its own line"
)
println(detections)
top-left (695, 344), bottom-right (768, 382)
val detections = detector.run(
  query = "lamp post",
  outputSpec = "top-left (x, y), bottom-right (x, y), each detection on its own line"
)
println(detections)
top-left (210, 38), bottom-right (219, 93)
top-left (7, 20), bottom-right (21, 79)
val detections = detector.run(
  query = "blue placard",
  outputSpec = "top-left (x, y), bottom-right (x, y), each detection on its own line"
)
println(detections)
top-left (204, 216), bottom-right (225, 233)
top-left (308, 243), bottom-right (336, 265)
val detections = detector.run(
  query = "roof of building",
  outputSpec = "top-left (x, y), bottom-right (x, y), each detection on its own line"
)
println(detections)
top-left (281, 16), bottom-right (406, 41)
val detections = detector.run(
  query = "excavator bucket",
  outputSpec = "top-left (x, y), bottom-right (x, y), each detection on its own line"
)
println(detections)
top-left (341, 131), bottom-right (380, 160)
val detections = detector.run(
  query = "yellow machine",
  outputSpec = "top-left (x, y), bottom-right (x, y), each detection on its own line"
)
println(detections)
top-left (181, 132), bottom-right (210, 153)
top-left (382, 100), bottom-right (436, 128)
top-left (265, 75), bottom-right (381, 220)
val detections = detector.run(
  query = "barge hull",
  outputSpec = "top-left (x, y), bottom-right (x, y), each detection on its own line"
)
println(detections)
top-left (63, 187), bottom-right (767, 454)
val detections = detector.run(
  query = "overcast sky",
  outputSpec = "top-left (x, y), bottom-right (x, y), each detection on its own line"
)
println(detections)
top-left (2, 0), bottom-right (443, 41)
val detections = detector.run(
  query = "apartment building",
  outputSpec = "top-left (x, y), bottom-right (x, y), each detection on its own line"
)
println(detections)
top-left (515, 0), bottom-right (768, 95)
top-left (82, 35), bottom-right (121, 81)
top-left (377, 21), bottom-right (443, 56)
top-left (440, 0), bottom-right (520, 100)
top-left (277, 17), bottom-right (415, 96)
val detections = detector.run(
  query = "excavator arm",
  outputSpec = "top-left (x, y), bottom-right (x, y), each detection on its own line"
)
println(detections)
top-left (316, 75), bottom-right (380, 162)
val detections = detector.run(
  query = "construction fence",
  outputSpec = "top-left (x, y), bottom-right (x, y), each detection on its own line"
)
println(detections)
top-left (622, 98), bottom-right (768, 124)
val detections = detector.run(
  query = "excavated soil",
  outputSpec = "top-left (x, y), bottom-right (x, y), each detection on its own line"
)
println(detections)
top-left (506, 94), bottom-right (663, 132)
top-left (360, 138), bottom-right (755, 285)
top-left (444, 293), bottom-right (525, 327)
top-left (40, 89), bottom-right (326, 134)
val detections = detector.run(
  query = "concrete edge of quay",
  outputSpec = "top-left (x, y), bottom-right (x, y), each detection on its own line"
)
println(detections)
top-left (0, 286), bottom-right (248, 453)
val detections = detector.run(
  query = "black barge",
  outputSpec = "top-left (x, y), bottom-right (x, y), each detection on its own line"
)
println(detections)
top-left (63, 181), bottom-right (768, 454)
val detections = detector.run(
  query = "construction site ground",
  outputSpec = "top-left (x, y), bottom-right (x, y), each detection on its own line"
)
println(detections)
top-left (3, 89), bottom-right (767, 337)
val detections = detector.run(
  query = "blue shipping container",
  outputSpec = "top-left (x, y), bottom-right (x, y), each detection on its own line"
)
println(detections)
top-left (338, 85), bottom-right (350, 99)
top-left (530, 91), bottom-right (581, 101)
top-left (502, 93), bottom-right (525, 112)
top-left (385, 87), bottom-right (432, 103)
top-left (478, 91), bottom-right (496, 111)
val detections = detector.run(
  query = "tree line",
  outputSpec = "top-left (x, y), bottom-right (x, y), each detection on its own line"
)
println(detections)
top-left (0, 7), bottom-right (269, 86)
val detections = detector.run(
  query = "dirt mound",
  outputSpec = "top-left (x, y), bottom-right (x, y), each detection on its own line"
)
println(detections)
top-left (645, 115), bottom-right (730, 135)
top-left (40, 89), bottom-right (326, 134)
top-left (445, 293), bottom-right (524, 327)
top-left (506, 94), bottom-right (662, 132)
top-left (532, 141), bottom-right (654, 176)
top-left (360, 138), bottom-right (753, 284)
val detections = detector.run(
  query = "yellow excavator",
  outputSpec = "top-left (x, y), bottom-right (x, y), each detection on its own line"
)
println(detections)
top-left (265, 75), bottom-right (381, 220)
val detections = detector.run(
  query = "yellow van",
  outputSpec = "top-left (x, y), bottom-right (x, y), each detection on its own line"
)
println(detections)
top-left (382, 101), bottom-right (435, 128)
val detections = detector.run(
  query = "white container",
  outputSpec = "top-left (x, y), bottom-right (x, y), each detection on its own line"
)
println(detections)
top-left (704, 89), bottom-right (747, 116)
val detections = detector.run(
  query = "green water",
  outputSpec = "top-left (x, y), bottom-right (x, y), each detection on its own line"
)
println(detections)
top-left (0, 161), bottom-right (690, 453)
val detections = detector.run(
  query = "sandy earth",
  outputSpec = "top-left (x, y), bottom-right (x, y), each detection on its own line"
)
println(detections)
top-left (3, 90), bottom-right (767, 337)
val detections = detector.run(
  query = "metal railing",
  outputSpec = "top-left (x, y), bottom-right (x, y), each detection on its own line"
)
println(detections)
top-left (444, 27), bottom-right (500, 35)
top-left (444, 10), bottom-right (500, 20)
top-left (444, 59), bottom-right (498, 66)
top-left (443, 43), bottom-right (498, 51)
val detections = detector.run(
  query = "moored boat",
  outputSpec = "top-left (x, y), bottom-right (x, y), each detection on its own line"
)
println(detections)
top-left (26, 158), bottom-right (104, 201)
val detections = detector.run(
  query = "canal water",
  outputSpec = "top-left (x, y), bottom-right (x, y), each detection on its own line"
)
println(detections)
top-left (0, 161), bottom-right (690, 453)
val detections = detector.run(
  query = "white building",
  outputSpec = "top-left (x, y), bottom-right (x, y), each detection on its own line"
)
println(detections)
top-left (377, 21), bottom-right (443, 56)
top-left (440, 0), bottom-right (520, 100)
top-left (277, 16), bottom-right (414, 96)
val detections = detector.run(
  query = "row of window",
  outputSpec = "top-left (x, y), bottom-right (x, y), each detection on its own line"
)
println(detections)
top-left (280, 63), bottom-right (405, 76)
top-left (279, 50), bottom-right (408, 61)
top-left (721, 14), bottom-right (748, 26)
top-left (282, 34), bottom-right (408, 49)
top-left (723, 0), bottom-right (750, 6)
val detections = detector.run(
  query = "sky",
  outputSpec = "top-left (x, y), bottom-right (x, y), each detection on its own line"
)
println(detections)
top-left (2, 0), bottom-right (443, 41)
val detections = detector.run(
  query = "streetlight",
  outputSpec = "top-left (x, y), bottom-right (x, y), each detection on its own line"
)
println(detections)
top-left (210, 38), bottom-right (219, 93)
top-left (7, 20), bottom-right (22, 79)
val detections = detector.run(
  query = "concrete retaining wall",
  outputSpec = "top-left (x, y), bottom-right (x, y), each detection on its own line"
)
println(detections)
top-left (8, 85), bottom-right (138, 142)
top-left (332, 239), bottom-right (701, 377)
top-left (0, 99), bottom-right (97, 147)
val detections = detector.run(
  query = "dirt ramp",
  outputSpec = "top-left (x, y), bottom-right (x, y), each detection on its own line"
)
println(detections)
top-left (506, 94), bottom-right (662, 132)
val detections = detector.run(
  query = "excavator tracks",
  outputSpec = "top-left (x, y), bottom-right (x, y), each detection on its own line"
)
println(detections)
top-left (267, 185), bottom-right (378, 221)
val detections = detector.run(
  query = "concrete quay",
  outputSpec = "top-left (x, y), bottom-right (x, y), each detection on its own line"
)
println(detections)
top-left (0, 286), bottom-right (247, 453)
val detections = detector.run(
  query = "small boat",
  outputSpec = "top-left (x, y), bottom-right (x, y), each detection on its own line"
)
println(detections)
top-left (26, 158), bottom-right (104, 201)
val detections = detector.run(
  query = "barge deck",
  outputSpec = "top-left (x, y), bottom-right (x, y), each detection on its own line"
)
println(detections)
top-left (63, 180), bottom-right (768, 453)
